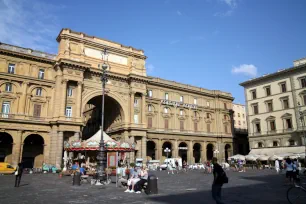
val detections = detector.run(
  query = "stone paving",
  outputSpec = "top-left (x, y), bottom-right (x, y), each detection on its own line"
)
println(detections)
top-left (0, 169), bottom-right (296, 204)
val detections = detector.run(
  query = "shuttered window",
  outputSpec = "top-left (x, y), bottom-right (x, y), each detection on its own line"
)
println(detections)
top-left (148, 117), bottom-right (152, 128)
top-left (180, 120), bottom-right (184, 131)
top-left (165, 119), bottom-right (169, 129)
top-left (33, 104), bottom-right (41, 117)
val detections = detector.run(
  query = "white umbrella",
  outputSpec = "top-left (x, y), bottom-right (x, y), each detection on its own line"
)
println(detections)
top-left (268, 155), bottom-right (278, 161)
top-left (257, 155), bottom-right (270, 161)
top-left (245, 155), bottom-right (257, 161)
top-left (229, 154), bottom-right (246, 161)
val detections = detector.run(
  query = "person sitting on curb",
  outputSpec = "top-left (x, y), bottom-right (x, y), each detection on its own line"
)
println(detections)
top-left (125, 166), bottom-right (141, 193)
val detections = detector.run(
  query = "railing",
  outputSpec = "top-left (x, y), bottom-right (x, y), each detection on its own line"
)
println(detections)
top-left (249, 128), bottom-right (297, 136)
top-left (0, 113), bottom-right (14, 119)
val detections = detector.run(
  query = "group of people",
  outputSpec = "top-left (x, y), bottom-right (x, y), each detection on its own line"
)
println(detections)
top-left (275, 158), bottom-right (302, 183)
top-left (123, 164), bottom-right (148, 194)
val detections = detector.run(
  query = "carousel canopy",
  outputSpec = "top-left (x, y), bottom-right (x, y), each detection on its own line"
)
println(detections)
top-left (228, 154), bottom-right (246, 161)
top-left (64, 130), bottom-right (135, 152)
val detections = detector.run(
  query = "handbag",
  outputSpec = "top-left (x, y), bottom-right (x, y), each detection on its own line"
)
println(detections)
top-left (15, 171), bottom-right (18, 176)
top-left (127, 179), bottom-right (131, 186)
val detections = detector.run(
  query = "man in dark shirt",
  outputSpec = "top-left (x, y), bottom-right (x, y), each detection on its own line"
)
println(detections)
top-left (212, 157), bottom-right (225, 204)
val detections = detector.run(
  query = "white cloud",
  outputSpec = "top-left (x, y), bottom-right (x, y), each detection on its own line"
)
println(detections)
top-left (222, 0), bottom-right (237, 8)
top-left (147, 64), bottom-right (155, 74)
top-left (231, 64), bottom-right (258, 77)
top-left (169, 39), bottom-right (180, 45)
top-left (176, 10), bottom-right (182, 16)
top-left (0, 0), bottom-right (64, 53)
top-left (214, 10), bottom-right (233, 17)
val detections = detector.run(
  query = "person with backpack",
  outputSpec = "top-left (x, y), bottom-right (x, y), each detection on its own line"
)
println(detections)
top-left (211, 157), bottom-right (228, 204)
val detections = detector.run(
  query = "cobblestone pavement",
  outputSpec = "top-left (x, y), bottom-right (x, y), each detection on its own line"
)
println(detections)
top-left (0, 169), bottom-right (294, 204)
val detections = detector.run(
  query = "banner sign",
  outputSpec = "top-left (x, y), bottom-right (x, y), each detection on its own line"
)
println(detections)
top-left (161, 100), bottom-right (197, 109)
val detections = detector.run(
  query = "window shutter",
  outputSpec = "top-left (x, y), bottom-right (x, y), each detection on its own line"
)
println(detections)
top-left (148, 117), bottom-right (152, 128)
top-left (180, 121), bottom-right (184, 131)
top-left (33, 104), bottom-right (41, 117)
top-left (165, 119), bottom-right (169, 129)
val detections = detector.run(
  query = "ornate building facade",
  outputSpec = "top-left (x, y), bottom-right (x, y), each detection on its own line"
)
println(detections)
top-left (0, 29), bottom-right (234, 168)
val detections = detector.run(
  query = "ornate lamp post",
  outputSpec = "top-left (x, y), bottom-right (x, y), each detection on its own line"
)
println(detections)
top-left (297, 102), bottom-right (306, 168)
top-left (164, 147), bottom-right (171, 168)
top-left (96, 49), bottom-right (108, 185)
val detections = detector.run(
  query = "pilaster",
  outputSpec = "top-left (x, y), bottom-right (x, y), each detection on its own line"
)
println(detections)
top-left (12, 130), bottom-right (23, 167)
top-left (130, 92), bottom-right (135, 124)
top-left (56, 131), bottom-right (64, 169)
top-left (60, 79), bottom-right (68, 117)
top-left (141, 136), bottom-right (147, 163)
top-left (76, 81), bottom-right (83, 118)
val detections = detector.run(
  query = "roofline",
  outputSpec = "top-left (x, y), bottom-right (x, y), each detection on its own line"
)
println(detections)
top-left (239, 63), bottom-right (306, 87)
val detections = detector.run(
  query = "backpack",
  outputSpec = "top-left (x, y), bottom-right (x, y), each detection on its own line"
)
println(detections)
top-left (220, 171), bottom-right (229, 184)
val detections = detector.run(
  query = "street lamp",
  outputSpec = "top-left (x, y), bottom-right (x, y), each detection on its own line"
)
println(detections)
top-left (297, 102), bottom-right (306, 168)
top-left (214, 149), bottom-right (220, 160)
top-left (164, 147), bottom-right (171, 168)
top-left (96, 48), bottom-right (108, 185)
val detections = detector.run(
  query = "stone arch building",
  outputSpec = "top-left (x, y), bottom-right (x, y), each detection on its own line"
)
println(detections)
top-left (0, 29), bottom-right (233, 168)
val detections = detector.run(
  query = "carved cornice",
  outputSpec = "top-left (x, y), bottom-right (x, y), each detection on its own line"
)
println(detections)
top-left (57, 58), bottom-right (90, 71)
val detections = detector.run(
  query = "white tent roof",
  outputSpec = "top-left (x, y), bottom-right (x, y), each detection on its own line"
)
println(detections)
top-left (85, 130), bottom-right (115, 143)
top-left (249, 146), bottom-right (304, 157)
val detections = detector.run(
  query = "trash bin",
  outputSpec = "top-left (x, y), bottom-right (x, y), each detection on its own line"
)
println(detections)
top-left (146, 175), bottom-right (158, 195)
top-left (73, 172), bottom-right (81, 186)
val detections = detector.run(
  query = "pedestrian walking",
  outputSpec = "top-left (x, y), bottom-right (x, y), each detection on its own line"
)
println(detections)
top-left (168, 161), bottom-right (174, 174)
top-left (275, 159), bottom-right (280, 174)
top-left (175, 160), bottom-right (179, 173)
top-left (211, 157), bottom-right (228, 204)
top-left (14, 163), bottom-right (24, 187)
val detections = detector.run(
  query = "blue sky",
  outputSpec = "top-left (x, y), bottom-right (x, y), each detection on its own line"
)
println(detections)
top-left (1, 0), bottom-right (306, 104)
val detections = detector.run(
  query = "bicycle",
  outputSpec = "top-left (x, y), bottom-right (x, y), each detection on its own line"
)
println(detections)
top-left (287, 176), bottom-right (306, 204)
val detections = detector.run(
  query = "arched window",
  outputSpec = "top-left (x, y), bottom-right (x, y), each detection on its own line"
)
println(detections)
top-left (164, 107), bottom-right (168, 113)
top-left (289, 140), bottom-right (295, 146)
top-left (258, 142), bottom-right (263, 148)
top-left (273, 141), bottom-right (278, 147)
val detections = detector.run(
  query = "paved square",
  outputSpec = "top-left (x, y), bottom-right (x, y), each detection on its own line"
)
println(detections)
top-left (0, 169), bottom-right (292, 204)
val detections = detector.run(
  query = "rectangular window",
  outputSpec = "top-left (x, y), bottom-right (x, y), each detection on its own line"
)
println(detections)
top-left (134, 98), bottom-right (139, 107)
top-left (180, 110), bottom-right (183, 116)
top-left (38, 69), bottom-right (44, 79)
top-left (1, 102), bottom-right (10, 118)
top-left (67, 87), bottom-right (73, 97)
top-left (8, 64), bottom-right (15, 74)
top-left (207, 101), bottom-right (210, 107)
top-left (270, 121), bottom-right (276, 131)
top-left (251, 90), bottom-right (257, 99)
top-left (180, 96), bottom-right (184, 103)
top-left (255, 123), bottom-right (261, 133)
top-left (148, 90), bottom-right (153, 97)
top-left (267, 102), bottom-right (273, 112)
top-left (265, 87), bottom-right (271, 96)
top-left (148, 105), bottom-right (152, 112)
top-left (164, 119), bottom-right (169, 129)
top-left (147, 117), bottom-right (152, 128)
top-left (224, 103), bottom-right (227, 109)
top-left (36, 87), bottom-right (42, 96)
top-left (283, 99), bottom-right (289, 109)
top-left (5, 83), bottom-right (12, 92)
top-left (134, 114), bottom-right (139, 124)
top-left (165, 93), bottom-right (169, 100)
top-left (66, 106), bottom-right (72, 117)
top-left (286, 118), bottom-right (292, 129)
top-left (194, 122), bottom-right (198, 132)
top-left (238, 121), bottom-right (241, 125)
top-left (253, 105), bottom-right (259, 114)
top-left (180, 120), bottom-right (184, 131)
top-left (238, 113), bottom-right (240, 117)
top-left (281, 83), bottom-right (287, 93)
top-left (194, 98), bottom-right (197, 104)
top-left (33, 104), bottom-right (41, 117)
top-left (301, 78), bottom-right (306, 88)
top-left (207, 123), bottom-right (211, 132)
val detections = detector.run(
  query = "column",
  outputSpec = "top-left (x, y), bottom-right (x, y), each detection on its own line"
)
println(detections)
top-left (60, 80), bottom-right (68, 117)
top-left (188, 140), bottom-right (193, 164)
top-left (130, 92), bottom-right (135, 124)
top-left (74, 132), bottom-right (80, 141)
top-left (201, 141), bottom-right (207, 162)
top-left (156, 139), bottom-right (161, 160)
top-left (173, 140), bottom-right (178, 158)
top-left (56, 131), bottom-right (64, 169)
top-left (141, 136), bottom-right (147, 163)
top-left (20, 82), bottom-right (29, 115)
top-left (76, 81), bottom-right (83, 118)
top-left (12, 131), bottom-right (22, 167)
top-left (49, 126), bottom-right (58, 165)
top-left (130, 136), bottom-right (135, 163)
top-left (159, 140), bottom-right (163, 161)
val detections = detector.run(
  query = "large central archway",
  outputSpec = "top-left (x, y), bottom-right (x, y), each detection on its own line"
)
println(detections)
top-left (22, 134), bottom-right (44, 168)
top-left (82, 94), bottom-right (125, 139)
top-left (178, 142), bottom-right (188, 162)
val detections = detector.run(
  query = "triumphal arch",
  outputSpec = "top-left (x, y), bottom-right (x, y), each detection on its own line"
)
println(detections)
top-left (0, 29), bottom-right (234, 168)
